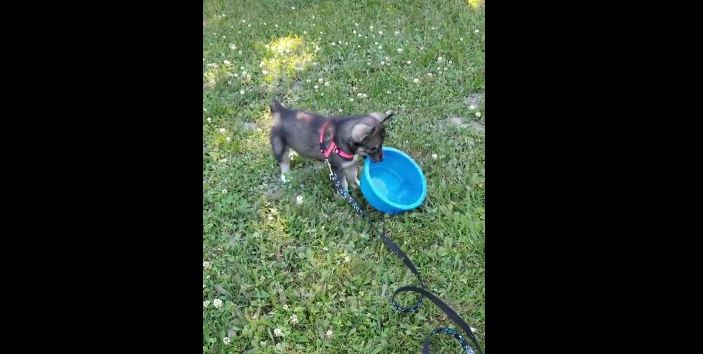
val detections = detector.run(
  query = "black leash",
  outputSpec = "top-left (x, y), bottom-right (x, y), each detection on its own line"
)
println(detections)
top-left (324, 159), bottom-right (484, 354)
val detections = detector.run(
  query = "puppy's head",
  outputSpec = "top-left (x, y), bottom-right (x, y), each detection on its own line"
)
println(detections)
top-left (350, 112), bottom-right (394, 162)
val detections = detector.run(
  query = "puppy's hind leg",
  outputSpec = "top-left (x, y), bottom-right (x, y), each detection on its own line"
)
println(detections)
top-left (270, 134), bottom-right (290, 183)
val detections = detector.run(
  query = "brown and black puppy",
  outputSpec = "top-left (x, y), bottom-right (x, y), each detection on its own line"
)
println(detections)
top-left (269, 99), bottom-right (393, 191)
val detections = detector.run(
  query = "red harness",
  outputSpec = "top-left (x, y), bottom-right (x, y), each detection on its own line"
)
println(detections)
top-left (319, 121), bottom-right (354, 160)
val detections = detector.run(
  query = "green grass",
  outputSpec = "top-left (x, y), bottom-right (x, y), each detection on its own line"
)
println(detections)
top-left (203, 1), bottom-right (484, 353)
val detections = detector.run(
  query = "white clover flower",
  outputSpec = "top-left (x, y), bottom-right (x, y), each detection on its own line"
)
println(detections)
top-left (325, 329), bottom-right (333, 339)
top-left (432, 153), bottom-right (438, 160)
top-left (406, 60), bottom-right (411, 64)
top-left (394, 30), bottom-right (400, 35)
top-left (226, 137), bottom-right (231, 142)
top-left (213, 299), bottom-right (223, 308)
top-left (206, 117), bottom-right (212, 123)
top-left (397, 48), bottom-right (403, 53)
top-left (223, 337), bottom-right (231, 345)
top-left (344, 256), bottom-right (351, 263)
top-left (349, 98), bottom-right (354, 102)
top-left (203, 261), bottom-right (211, 269)
top-left (274, 328), bottom-right (284, 337)
top-left (203, 300), bottom-right (210, 308)
top-left (219, 128), bottom-right (226, 133)
top-left (413, 78), bottom-right (419, 83)
top-left (314, 85), bottom-right (319, 90)
top-left (475, 111), bottom-right (482, 118)
top-left (324, 81), bottom-right (330, 86)
top-left (475, 29), bottom-right (480, 33)
top-left (283, 304), bottom-right (289, 310)
top-left (378, 30), bottom-right (383, 35)
top-left (221, 189), bottom-right (228, 194)
top-left (290, 314), bottom-right (299, 324)
top-left (469, 105), bottom-right (476, 110)
top-left (223, 60), bottom-right (231, 65)
top-left (296, 195), bottom-right (303, 205)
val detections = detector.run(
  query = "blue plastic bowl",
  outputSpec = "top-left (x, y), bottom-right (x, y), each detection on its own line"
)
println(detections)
top-left (360, 146), bottom-right (427, 214)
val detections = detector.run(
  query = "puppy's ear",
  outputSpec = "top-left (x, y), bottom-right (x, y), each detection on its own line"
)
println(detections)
top-left (369, 112), bottom-right (394, 124)
top-left (271, 98), bottom-right (285, 113)
top-left (351, 123), bottom-right (375, 143)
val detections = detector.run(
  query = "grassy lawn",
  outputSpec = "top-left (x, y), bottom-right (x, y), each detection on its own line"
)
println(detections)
top-left (203, 1), bottom-right (484, 353)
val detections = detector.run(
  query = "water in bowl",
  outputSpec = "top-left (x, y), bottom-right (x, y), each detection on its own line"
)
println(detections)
top-left (370, 166), bottom-right (416, 205)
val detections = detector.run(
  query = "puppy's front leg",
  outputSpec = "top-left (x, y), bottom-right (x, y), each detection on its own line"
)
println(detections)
top-left (344, 164), bottom-right (360, 189)
top-left (333, 166), bottom-right (349, 192)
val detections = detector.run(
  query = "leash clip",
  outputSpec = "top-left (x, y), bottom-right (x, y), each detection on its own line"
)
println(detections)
top-left (324, 159), bottom-right (334, 181)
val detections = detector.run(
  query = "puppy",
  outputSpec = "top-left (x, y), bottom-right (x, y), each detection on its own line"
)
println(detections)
top-left (269, 99), bottom-right (393, 191)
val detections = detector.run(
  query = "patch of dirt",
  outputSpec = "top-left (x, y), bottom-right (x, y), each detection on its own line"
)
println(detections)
top-left (441, 116), bottom-right (485, 133)
top-left (243, 122), bottom-right (258, 131)
top-left (468, 120), bottom-right (485, 132)
top-left (448, 116), bottom-right (470, 128)
top-left (464, 92), bottom-right (484, 107)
